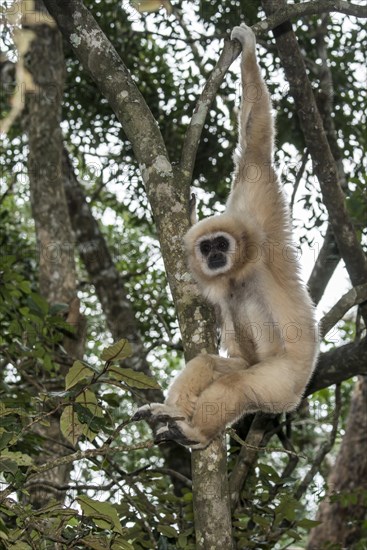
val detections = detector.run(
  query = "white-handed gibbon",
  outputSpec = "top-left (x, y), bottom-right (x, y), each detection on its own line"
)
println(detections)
top-left (133, 24), bottom-right (319, 449)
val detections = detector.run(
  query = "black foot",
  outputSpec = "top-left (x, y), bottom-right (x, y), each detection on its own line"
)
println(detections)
top-left (155, 423), bottom-right (199, 447)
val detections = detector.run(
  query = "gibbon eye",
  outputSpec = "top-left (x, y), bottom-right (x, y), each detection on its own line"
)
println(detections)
top-left (200, 240), bottom-right (211, 256)
top-left (214, 236), bottom-right (229, 252)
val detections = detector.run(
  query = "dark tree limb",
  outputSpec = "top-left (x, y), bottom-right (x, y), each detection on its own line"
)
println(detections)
top-left (290, 149), bottom-right (308, 212)
top-left (307, 338), bottom-right (367, 395)
top-left (320, 283), bottom-right (367, 338)
top-left (62, 151), bottom-right (156, 391)
top-left (253, 0), bottom-right (367, 36)
top-left (313, 15), bottom-right (348, 192)
top-left (229, 414), bottom-right (273, 512)
top-left (269, 426), bottom-right (299, 501)
top-left (308, 225), bottom-right (340, 305)
top-left (304, 17), bottom-right (350, 304)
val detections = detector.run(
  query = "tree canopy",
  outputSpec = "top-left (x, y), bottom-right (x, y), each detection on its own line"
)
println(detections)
top-left (0, 0), bottom-right (366, 548)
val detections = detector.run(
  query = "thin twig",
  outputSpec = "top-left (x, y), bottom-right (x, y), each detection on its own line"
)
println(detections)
top-left (294, 384), bottom-right (341, 500)
top-left (321, 283), bottom-right (367, 337)
top-left (229, 415), bottom-right (275, 512)
top-left (228, 428), bottom-right (304, 459)
top-left (179, 38), bottom-right (241, 181)
top-left (290, 150), bottom-right (308, 212)
top-left (267, 425), bottom-right (300, 502)
top-left (147, 467), bottom-right (192, 489)
top-left (24, 440), bottom-right (154, 483)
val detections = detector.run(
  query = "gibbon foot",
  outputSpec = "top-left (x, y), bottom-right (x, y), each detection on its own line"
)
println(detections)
top-left (132, 403), bottom-right (185, 423)
top-left (132, 403), bottom-right (209, 449)
top-left (155, 422), bottom-right (200, 448)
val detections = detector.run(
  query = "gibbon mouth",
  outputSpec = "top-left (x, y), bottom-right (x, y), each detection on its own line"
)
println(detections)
top-left (208, 254), bottom-right (227, 270)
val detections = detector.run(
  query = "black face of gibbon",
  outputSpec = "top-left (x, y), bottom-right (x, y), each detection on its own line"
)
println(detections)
top-left (199, 235), bottom-right (230, 270)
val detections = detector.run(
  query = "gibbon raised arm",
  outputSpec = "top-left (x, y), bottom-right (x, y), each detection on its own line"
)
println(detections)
top-left (133, 24), bottom-right (319, 449)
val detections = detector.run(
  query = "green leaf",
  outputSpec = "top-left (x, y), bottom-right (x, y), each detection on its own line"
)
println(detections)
top-left (60, 401), bottom-right (99, 445)
top-left (101, 339), bottom-right (132, 362)
top-left (177, 534), bottom-right (188, 548)
top-left (274, 498), bottom-right (300, 523)
top-left (0, 404), bottom-right (28, 418)
top-left (0, 450), bottom-right (33, 467)
top-left (65, 361), bottom-right (93, 390)
top-left (0, 450), bottom-right (33, 476)
top-left (111, 538), bottom-right (134, 550)
top-left (258, 463), bottom-right (281, 482)
top-left (253, 514), bottom-right (270, 528)
top-left (18, 281), bottom-right (31, 294)
top-left (75, 402), bottom-right (103, 432)
top-left (297, 518), bottom-right (321, 528)
top-left (287, 529), bottom-right (302, 540)
top-left (131, 0), bottom-right (163, 13)
top-left (76, 390), bottom-right (103, 417)
top-left (79, 536), bottom-right (109, 550)
top-left (108, 366), bottom-right (160, 390)
top-left (157, 524), bottom-right (178, 538)
top-left (60, 406), bottom-right (83, 446)
top-left (0, 458), bottom-right (18, 475)
top-left (77, 495), bottom-right (124, 535)
top-left (8, 542), bottom-right (32, 549)
top-left (49, 302), bottom-right (69, 315)
top-left (28, 293), bottom-right (49, 315)
top-left (0, 431), bottom-right (14, 451)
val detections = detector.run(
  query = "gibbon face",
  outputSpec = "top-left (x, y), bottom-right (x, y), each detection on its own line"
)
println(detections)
top-left (196, 231), bottom-right (237, 275)
top-left (185, 214), bottom-right (261, 282)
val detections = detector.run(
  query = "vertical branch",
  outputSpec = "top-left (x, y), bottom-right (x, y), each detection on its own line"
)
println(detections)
top-left (229, 414), bottom-right (272, 512)
top-left (192, 439), bottom-right (234, 549)
top-left (308, 224), bottom-right (340, 305)
top-left (25, 0), bottom-right (84, 507)
top-left (295, 384), bottom-right (341, 501)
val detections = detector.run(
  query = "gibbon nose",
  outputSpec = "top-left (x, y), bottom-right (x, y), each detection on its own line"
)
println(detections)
top-left (208, 253), bottom-right (227, 269)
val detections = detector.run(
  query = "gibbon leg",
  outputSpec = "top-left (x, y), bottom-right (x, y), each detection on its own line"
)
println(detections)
top-left (133, 355), bottom-right (217, 423)
top-left (187, 356), bottom-right (305, 446)
top-left (133, 354), bottom-right (247, 447)
top-left (152, 354), bottom-right (309, 449)
top-left (164, 354), bottom-right (219, 418)
top-left (165, 353), bottom-right (247, 416)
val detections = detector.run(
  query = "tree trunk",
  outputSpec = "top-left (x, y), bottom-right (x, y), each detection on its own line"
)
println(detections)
top-left (307, 376), bottom-right (367, 549)
top-left (192, 438), bottom-right (234, 550)
top-left (25, 0), bottom-right (84, 508)
top-left (61, 150), bottom-right (191, 494)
